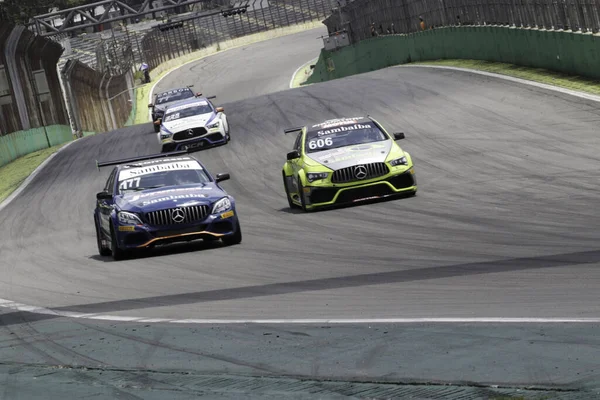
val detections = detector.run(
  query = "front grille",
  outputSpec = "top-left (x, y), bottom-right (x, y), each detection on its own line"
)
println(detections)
top-left (206, 132), bottom-right (224, 142)
top-left (310, 187), bottom-right (338, 204)
top-left (145, 205), bottom-right (210, 226)
top-left (387, 171), bottom-right (416, 189)
top-left (336, 183), bottom-right (394, 204)
top-left (331, 162), bottom-right (389, 184)
top-left (173, 127), bottom-right (207, 141)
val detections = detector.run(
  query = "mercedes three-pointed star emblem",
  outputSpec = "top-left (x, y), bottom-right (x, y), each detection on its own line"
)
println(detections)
top-left (353, 165), bottom-right (368, 180)
top-left (171, 208), bottom-right (185, 223)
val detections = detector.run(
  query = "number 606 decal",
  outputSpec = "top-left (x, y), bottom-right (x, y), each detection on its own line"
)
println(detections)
top-left (308, 137), bottom-right (333, 150)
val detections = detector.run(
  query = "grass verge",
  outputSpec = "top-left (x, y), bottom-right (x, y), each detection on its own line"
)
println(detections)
top-left (0, 143), bottom-right (67, 204)
top-left (415, 59), bottom-right (600, 96)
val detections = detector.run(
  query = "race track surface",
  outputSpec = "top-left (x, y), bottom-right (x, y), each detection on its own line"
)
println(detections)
top-left (1, 27), bottom-right (600, 395)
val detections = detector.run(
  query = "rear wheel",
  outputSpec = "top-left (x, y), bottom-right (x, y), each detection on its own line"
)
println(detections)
top-left (282, 170), bottom-right (298, 209)
top-left (95, 217), bottom-right (111, 256)
top-left (222, 220), bottom-right (242, 246)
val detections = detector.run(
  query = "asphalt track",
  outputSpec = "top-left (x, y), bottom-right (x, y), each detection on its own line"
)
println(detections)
top-left (1, 27), bottom-right (600, 397)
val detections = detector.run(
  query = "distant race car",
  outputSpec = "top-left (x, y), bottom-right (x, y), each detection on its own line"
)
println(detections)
top-left (158, 96), bottom-right (230, 153)
top-left (149, 86), bottom-right (201, 132)
top-left (94, 151), bottom-right (241, 260)
top-left (282, 116), bottom-right (417, 211)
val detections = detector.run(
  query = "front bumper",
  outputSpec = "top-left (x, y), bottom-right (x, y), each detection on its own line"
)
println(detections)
top-left (115, 210), bottom-right (238, 249)
top-left (302, 169), bottom-right (417, 209)
top-left (160, 129), bottom-right (227, 152)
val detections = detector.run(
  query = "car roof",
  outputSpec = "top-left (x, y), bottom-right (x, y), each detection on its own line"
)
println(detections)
top-left (306, 116), bottom-right (373, 135)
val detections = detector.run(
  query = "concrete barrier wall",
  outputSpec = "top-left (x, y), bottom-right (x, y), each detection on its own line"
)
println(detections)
top-left (306, 26), bottom-right (600, 85)
top-left (0, 125), bottom-right (72, 167)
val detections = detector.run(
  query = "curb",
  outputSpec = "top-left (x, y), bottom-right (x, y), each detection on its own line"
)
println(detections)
top-left (401, 64), bottom-right (600, 103)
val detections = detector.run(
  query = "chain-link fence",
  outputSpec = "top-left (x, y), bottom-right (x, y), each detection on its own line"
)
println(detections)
top-left (325, 0), bottom-right (600, 44)
top-left (142, 0), bottom-right (334, 71)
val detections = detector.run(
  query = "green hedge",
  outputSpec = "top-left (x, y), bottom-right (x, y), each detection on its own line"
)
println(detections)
top-left (307, 26), bottom-right (600, 84)
top-left (0, 125), bottom-right (73, 168)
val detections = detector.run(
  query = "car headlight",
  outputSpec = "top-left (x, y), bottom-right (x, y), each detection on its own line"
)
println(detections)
top-left (306, 172), bottom-right (330, 183)
top-left (207, 120), bottom-right (220, 129)
top-left (390, 156), bottom-right (408, 166)
top-left (212, 197), bottom-right (231, 214)
top-left (160, 130), bottom-right (171, 140)
top-left (118, 211), bottom-right (143, 225)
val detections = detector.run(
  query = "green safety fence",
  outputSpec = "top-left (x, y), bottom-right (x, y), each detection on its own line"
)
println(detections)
top-left (307, 26), bottom-right (600, 84)
top-left (0, 125), bottom-right (73, 168)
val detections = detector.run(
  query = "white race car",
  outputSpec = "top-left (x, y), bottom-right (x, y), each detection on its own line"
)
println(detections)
top-left (157, 96), bottom-right (230, 153)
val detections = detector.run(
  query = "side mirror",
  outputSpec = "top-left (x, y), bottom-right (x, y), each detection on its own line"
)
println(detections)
top-left (96, 191), bottom-right (112, 200)
top-left (195, 92), bottom-right (202, 96)
top-left (287, 150), bottom-right (300, 160)
top-left (215, 173), bottom-right (230, 182)
top-left (394, 132), bottom-right (405, 140)
top-left (148, 103), bottom-right (154, 108)
top-left (216, 107), bottom-right (224, 113)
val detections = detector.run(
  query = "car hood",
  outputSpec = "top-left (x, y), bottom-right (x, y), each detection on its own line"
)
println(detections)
top-left (162, 113), bottom-right (216, 133)
top-left (116, 184), bottom-right (225, 212)
top-left (306, 140), bottom-right (393, 170)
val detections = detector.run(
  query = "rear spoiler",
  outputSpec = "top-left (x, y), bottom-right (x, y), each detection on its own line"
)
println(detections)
top-left (96, 150), bottom-right (188, 169)
top-left (284, 127), bottom-right (304, 134)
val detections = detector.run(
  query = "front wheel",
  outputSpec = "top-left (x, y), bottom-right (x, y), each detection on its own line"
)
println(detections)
top-left (282, 170), bottom-right (298, 209)
top-left (297, 179), bottom-right (310, 212)
top-left (222, 220), bottom-right (242, 246)
top-left (110, 224), bottom-right (128, 261)
top-left (95, 217), bottom-right (111, 256)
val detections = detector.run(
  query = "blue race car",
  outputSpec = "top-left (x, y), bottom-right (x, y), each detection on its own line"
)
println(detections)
top-left (94, 151), bottom-right (241, 260)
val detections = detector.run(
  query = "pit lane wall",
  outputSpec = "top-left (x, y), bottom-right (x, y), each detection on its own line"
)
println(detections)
top-left (0, 23), bottom-right (71, 168)
top-left (306, 26), bottom-right (600, 85)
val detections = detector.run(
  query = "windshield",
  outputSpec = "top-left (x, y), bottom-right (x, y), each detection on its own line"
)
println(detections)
top-left (156, 89), bottom-right (195, 105)
top-left (305, 121), bottom-right (388, 153)
top-left (163, 103), bottom-right (213, 123)
top-left (117, 160), bottom-right (211, 194)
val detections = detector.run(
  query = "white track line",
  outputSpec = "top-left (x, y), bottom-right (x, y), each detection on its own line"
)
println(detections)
top-left (1, 298), bottom-right (599, 324)
top-left (401, 64), bottom-right (600, 103)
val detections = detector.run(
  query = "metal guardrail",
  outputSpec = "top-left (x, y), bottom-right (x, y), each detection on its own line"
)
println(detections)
top-left (324, 0), bottom-right (600, 45)
top-left (142, 0), bottom-right (334, 72)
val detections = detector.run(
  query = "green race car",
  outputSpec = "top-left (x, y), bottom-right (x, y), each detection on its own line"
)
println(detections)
top-left (282, 116), bottom-right (417, 211)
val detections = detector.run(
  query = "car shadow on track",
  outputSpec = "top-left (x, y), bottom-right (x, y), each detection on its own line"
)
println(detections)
top-left (278, 192), bottom-right (417, 214)
top-left (88, 239), bottom-right (232, 263)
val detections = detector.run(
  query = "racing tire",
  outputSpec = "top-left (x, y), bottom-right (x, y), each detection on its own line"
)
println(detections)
top-left (222, 220), bottom-right (242, 246)
top-left (153, 123), bottom-right (160, 133)
top-left (95, 217), bottom-right (111, 257)
top-left (282, 170), bottom-right (298, 209)
top-left (110, 224), bottom-right (128, 261)
top-left (297, 179), bottom-right (310, 212)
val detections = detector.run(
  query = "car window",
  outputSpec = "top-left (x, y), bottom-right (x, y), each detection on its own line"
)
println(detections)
top-left (156, 89), bottom-right (195, 105)
top-left (293, 131), bottom-right (303, 151)
top-left (116, 160), bottom-right (211, 194)
top-left (304, 121), bottom-right (387, 153)
top-left (105, 168), bottom-right (117, 194)
top-left (163, 102), bottom-right (213, 122)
